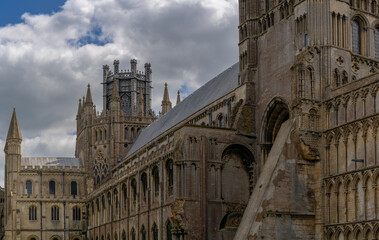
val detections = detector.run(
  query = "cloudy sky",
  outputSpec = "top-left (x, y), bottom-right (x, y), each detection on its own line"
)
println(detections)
top-left (0, 0), bottom-right (239, 187)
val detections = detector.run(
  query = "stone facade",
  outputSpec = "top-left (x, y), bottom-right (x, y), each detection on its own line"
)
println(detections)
top-left (3, 0), bottom-right (379, 239)
top-left (3, 111), bottom-right (87, 240)
top-left (234, 0), bottom-right (379, 240)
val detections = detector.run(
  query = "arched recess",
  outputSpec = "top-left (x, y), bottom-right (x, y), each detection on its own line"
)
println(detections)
top-left (260, 98), bottom-right (290, 161)
top-left (218, 144), bottom-right (255, 239)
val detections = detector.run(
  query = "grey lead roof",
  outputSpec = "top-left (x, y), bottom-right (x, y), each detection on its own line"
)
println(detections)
top-left (21, 157), bottom-right (83, 168)
top-left (125, 62), bottom-right (239, 158)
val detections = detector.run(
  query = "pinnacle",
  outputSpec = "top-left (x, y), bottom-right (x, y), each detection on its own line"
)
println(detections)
top-left (161, 83), bottom-right (172, 115)
top-left (176, 90), bottom-right (181, 105)
top-left (163, 82), bottom-right (170, 102)
top-left (7, 108), bottom-right (22, 140)
top-left (85, 84), bottom-right (93, 104)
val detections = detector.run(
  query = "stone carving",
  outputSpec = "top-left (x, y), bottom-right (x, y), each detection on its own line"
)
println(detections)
top-left (291, 131), bottom-right (320, 161)
top-left (336, 56), bottom-right (344, 66)
top-left (171, 199), bottom-right (187, 230)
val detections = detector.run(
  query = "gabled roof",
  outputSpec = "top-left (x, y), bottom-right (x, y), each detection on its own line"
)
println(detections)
top-left (21, 157), bottom-right (83, 168)
top-left (125, 62), bottom-right (239, 158)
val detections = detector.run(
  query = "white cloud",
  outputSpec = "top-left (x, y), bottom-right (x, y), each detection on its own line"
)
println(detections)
top-left (0, 0), bottom-right (239, 187)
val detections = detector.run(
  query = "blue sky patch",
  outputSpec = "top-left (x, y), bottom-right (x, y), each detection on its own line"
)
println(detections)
top-left (0, 0), bottom-right (66, 26)
top-left (67, 25), bottom-right (113, 48)
top-left (179, 84), bottom-right (193, 99)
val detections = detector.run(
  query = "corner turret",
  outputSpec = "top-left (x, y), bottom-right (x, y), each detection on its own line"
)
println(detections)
top-left (131, 59), bottom-right (137, 77)
top-left (113, 60), bottom-right (119, 75)
top-left (144, 63), bottom-right (152, 81)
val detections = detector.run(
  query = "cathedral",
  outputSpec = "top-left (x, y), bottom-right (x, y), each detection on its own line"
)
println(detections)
top-left (2, 0), bottom-right (379, 239)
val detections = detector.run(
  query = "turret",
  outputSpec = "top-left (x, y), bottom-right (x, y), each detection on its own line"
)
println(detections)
top-left (103, 65), bottom-right (110, 111)
top-left (113, 60), bottom-right (119, 75)
top-left (161, 83), bottom-right (172, 116)
top-left (131, 59), bottom-right (137, 77)
top-left (4, 109), bottom-right (22, 226)
top-left (176, 90), bottom-right (181, 105)
top-left (144, 63), bottom-right (152, 81)
top-left (103, 65), bottom-right (110, 81)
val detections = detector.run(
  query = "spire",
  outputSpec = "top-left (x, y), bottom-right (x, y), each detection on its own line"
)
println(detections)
top-left (138, 87), bottom-right (144, 116)
top-left (176, 90), bottom-right (181, 105)
top-left (110, 80), bottom-right (120, 102)
top-left (163, 82), bottom-right (170, 102)
top-left (85, 84), bottom-right (93, 105)
top-left (7, 108), bottom-right (22, 140)
top-left (161, 82), bottom-right (172, 116)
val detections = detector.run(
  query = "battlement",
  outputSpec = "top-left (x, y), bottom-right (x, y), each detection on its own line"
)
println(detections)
top-left (103, 59), bottom-right (152, 82)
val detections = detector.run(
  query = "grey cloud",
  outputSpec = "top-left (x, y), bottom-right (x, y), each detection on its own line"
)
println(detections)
top-left (0, 0), bottom-right (238, 187)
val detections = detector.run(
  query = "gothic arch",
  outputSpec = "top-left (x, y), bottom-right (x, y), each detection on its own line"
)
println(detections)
top-left (260, 97), bottom-right (290, 155)
top-left (219, 144), bottom-right (254, 233)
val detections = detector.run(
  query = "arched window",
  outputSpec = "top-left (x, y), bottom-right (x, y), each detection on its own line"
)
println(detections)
top-left (26, 180), bottom-right (32, 195)
top-left (51, 206), bottom-right (59, 221)
top-left (122, 230), bottom-right (126, 240)
top-left (166, 221), bottom-right (173, 240)
top-left (131, 128), bottom-right (134, 140)
top-left (152, 167), bottom-right (159, 198)
top-left (131, 179), bottom-right (137, 205)
top-left (29, 206), bottom-right (37, 220)
top-left (308, 68), bottom-right (315, 99)
top-left (114, 189), bottom-right (118, 209)
top-left (266, 0), bottom-right (270, 11)
top-left (141, 173), bottom-right (147, 202)
top-left (166, 160), bottom-right (174, 196)
top-left (352, 19), bottom-right (363, 54)
top-left (130, 228), bottom-right (136, 240)
top-left (71, 181), bottom-right (78, 196)
top-left (334, 69), bottom-right (340, 87)
top-left (375, 26), bottom-right (379, 59)
top-left (73, 206), bottom-right (81, 221)
top-left (49, 181), bottom-right (56, 195)
top-left (342, 71), bottom-right (348, 85)
top-left (298, 68), bottom-right (305, 97)
top-left (29, 237), bottom-right (37, 240)
top-left (124, 127), bottom-right (128, 140)
top-left (141, 225), bottom-right (146, 240)
top-left (122, 184), bottom-right (127, 211)
top-left (152, 224), bottom-right (158, 240)
top-left (218, 115), bottom-right (224, 128)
